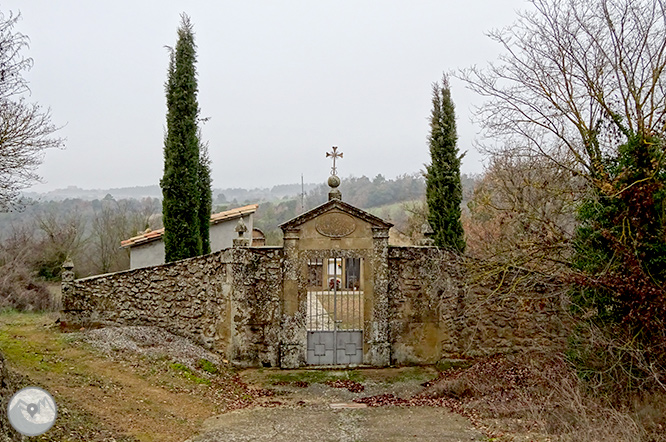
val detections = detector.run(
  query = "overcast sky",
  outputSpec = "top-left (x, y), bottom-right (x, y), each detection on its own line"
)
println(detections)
top-left (5, 1), bottom-right (528, 192)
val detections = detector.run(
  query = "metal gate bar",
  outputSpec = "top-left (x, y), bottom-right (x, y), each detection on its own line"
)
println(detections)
top-left (306, 257), bottom-right (363, 365)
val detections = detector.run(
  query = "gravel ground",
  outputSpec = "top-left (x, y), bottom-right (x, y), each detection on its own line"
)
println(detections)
top-left (78, 326), bottom-right (223, 370)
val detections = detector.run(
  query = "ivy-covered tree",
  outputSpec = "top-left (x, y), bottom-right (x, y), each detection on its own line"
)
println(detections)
top-left (425, 74), bottom-right (465, 252)
top-left (161, 14), bottom-right (208, 262)
top-left (462, 0), bottom-right (666, 393)
top-left (573, 133), bottom-right (666, 328)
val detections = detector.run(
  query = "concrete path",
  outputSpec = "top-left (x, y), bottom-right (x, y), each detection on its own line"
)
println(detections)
top-left (187, 367), bottom-right (484, 442)
top-left (191, 405), bottom-right (482, 442)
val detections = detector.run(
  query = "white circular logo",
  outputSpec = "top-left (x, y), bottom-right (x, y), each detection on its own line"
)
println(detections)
top-left (7, 386), bottom-right (57, 436)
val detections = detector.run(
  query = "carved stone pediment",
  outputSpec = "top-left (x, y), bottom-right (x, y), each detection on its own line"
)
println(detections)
top-left (279, 199), bottom-right (393, 232)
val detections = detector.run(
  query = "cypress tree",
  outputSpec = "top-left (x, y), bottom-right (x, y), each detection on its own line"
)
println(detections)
top-left (425, 74), bottom-right (465, 252)
top-left (161, 14), bottom-right (207, 262)
top-left (198, 138), bottom-right (212, 255)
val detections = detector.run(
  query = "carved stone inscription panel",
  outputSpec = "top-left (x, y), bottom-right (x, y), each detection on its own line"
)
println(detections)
top-left (315, 212), bottom-right (356, 238)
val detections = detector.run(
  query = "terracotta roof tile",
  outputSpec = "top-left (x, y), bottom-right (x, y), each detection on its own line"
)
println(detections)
top-left (209, 204), bottom-right (258, 225)
top-left (121, 204), bottom-right (258, 248)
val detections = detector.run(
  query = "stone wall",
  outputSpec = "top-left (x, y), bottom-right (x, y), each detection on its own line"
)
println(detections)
top-left (456, 268), bottom-right (569, 357)
top-left (63, 244), bottom-right (568, 368)
top-left (227, 247), bottom-right (283, 367)
top-left (388, 247), bottom-right (569, 363)
top-left (388, 247), bottom-right (466, 365)
top-left (62, 247), bottom-right (283, 367)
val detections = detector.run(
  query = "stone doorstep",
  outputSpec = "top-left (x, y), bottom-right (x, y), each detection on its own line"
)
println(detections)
top-left (329, 403), bottom-right (368, 409)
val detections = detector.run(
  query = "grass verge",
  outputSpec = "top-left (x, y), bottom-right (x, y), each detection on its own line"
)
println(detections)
top-left (0, 311), bottom-right (263, 442)
top-left (262, 368), bottom-right (365, 386)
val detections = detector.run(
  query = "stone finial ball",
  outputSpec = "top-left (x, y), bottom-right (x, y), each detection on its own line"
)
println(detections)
top-left (328, 175), bottom-right (341, 188)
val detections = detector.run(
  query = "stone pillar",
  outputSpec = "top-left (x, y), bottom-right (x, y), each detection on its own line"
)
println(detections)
top-left (418, 220), bottom-right (436, 247)
top-left (369, 227), bottom-right (391, 366)
top-left (280, 229), bottom-right (306, 368)
top-left (60, 258), bottom-right (75, 312)
top-left (233, 217), bottom-right (250, 247)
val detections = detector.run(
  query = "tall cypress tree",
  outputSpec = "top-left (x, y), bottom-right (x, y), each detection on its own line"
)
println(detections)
top-left (425, 74), bottom-right (465, 252)
top-left (161, 14), bottom-right (206, 262)
top-left (198, 137), bottom-right (212, 255)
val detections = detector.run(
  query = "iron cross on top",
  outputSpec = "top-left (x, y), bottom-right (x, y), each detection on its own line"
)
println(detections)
top-left (326, 146), bottom-right (343, 176)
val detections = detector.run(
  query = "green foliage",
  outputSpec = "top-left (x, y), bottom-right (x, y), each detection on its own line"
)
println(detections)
top-left (573, 134), bottom-right (666, 327)
top-left (169, 362), bottom-right (211, 385)
top-left (198, 141), bottom-right (212, 255)
top-left (35, 251), bottom-right (67, 281)
top-left (572, 133), bottom-right (666, 393)
top-left (196, 358), bottom-right (218, 374)
top-left (425, 74), bottom-right (465, 252)
top-left (160, 14), bottom-right (210, 262)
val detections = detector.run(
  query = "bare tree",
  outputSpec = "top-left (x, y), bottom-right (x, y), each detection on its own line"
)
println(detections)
top-left (466, 149), bottom-right (584, 271)
top-left (0, 11), bottom-right (63, 210)
top-left (462, 0), bottom-right (666, 398)
top-left (90, 198), bottom-right (124, 274)
top-left (461, 0), bottom-right (666, 181)
top-left (460, 0), bottom-right (666, 276)
top-left (88, 196), bottom-right (159, 274)
top-left (34, 206), bottom-right (86, 279)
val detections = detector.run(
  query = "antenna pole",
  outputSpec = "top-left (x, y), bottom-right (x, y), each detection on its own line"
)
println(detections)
top-left (301, 173), bottom-right (305, 213)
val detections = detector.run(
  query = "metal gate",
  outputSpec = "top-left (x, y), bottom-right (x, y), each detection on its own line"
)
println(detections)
top-left (306, 257), bottom-right (363, 365)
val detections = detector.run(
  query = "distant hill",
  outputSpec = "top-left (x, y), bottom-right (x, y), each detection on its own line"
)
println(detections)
top-left (21, 185), bottom-right (163, 201)
top-left (21, 183), bottom-right (319, 203)
top-left (4, 173), bottom-right (478, 276)
top-left (19, 173), bottom-right (477, 216)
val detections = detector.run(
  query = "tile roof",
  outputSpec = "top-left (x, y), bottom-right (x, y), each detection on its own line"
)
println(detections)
top-left (121, 204), bottom-right (258, 248)
top-left (209, 203), bottom-right (258, 225)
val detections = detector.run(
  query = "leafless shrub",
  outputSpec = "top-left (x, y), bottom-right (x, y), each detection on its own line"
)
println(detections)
top-left (33, 206), bottom-right (86, 280)
top-left (426, 353), bottom-right (665, 441)
top-left (0, 223), bottom-right (52, 311)
top-left (568, 320), bottom-right (666, 398)
top-left (465, 150), bottom-right (584, 275)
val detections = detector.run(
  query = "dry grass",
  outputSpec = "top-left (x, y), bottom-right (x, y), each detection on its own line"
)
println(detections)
top-left (0, 312), bottom-right (269, 442)
top-left (0, 263), bottom-right (52, 311)
top-left (424, 353), bottom-right (666, 442)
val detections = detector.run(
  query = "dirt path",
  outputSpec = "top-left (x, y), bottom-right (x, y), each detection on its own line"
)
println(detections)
top-left (188, 368), bottom-right (484, 442)
top-left (1, 313), bottom-right (484, 442)
top-left (0, 313), bottom-right (262, 442)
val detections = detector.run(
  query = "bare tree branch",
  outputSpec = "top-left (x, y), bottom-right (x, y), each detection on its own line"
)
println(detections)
top-left (0, 10), bottom-right (63, 210)
top-left (459, 0), bottom-right (666, 184)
